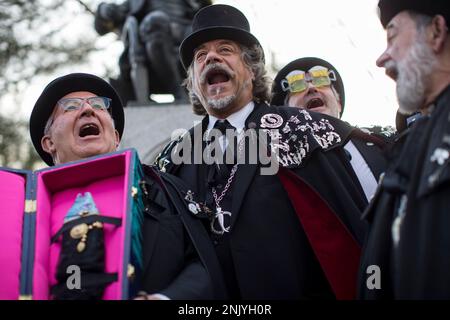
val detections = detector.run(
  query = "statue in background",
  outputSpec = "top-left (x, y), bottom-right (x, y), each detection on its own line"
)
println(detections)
top-left (94, 0), bottom-right (212, 106)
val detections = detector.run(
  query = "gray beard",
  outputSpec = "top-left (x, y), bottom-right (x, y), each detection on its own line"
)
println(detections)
top-left (395, 34), bottom-right (436, 115)
top-left (207, 95), bottom-right (236, 110)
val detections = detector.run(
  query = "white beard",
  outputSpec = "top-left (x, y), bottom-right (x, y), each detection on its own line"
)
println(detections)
top-left (395, 33), bottom-right (437, 115)
top-left (206, 77), bottom-right (252, 111)
top-left (207, 94), bottom-right (236, 110)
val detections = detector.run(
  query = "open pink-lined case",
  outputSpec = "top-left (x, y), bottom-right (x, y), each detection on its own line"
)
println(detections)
top-left (0, 148), bottom-right (142, 300)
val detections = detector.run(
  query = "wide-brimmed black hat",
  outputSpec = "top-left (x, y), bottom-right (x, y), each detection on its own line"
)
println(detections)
top-left (30, 73), bottom-right (124, 166)
top-left (378, 0), bottom-right (450, 28)
top-left (271, 57), bottom-right (345, 116)
top-left (179, 4), bottom-right (262, 70)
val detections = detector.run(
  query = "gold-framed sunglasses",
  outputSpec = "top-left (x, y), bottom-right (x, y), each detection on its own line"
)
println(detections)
top-left (281, 66), bottom-right (336, 94)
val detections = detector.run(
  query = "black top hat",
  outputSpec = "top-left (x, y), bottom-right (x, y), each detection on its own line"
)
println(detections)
top-left (378, 0), bottom-right (450, 28)
top-left (29, 73), bottom-right (124, 166)
top-left (271, 57), bottom-right (345, 116)
top-left (179, 4), bottom-right (262, 70)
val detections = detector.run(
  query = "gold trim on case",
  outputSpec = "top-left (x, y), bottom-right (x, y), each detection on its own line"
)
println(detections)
top-left (127, 264), bottom-right (135, 279)
top-left (25, 200), bottom-right (36, 213)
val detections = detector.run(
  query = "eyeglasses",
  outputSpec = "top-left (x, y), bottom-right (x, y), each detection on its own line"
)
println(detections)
top-left (56, 96), bottom-right (112, 112)
top-left (44, 96), bottom-right (112, 135)
top-left (281, 66), bottom-right (336, 94)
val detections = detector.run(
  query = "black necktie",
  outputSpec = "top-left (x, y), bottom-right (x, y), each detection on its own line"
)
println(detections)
top-left (215, 119), bottom-right (238, 165)
top-left (206, 120), bottom-right (236, 187)
top-left (214, 119), bottom-right (235, 138)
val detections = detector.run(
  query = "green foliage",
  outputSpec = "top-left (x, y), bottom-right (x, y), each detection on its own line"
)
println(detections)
top-left (0, 114), bottom-right (41, 169)
top-left (0, 0), bottom-right (99, 95)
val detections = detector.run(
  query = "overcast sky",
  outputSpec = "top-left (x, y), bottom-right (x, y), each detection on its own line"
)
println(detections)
top-left (2, 0), bottom-right (398, 127)
top-left (216, 0), bottom-right (398, 127)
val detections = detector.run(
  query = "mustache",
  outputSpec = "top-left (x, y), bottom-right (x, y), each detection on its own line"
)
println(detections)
top-left (199, 63), bottom-right (235, 84)
top-left (384, 60), bottom-right (399, 79)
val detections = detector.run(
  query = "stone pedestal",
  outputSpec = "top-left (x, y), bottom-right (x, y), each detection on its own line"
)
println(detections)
top-left (120, 104), bottom-right (201, 164)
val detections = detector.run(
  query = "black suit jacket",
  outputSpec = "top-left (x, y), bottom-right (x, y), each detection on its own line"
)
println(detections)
top-left (358, 85), bottom-right (450, 299)
top-left (139, 165), bottom-right (226, 299)
top-left (156, 102), bottom-right (389, 299)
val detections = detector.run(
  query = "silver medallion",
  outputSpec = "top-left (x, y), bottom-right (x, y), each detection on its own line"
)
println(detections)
top-left (188, 203), bottom-right (199, 214)
top-left (260, 114), bottom-right (283, 129)
top-left (430, 147), bottom-right (449, 166)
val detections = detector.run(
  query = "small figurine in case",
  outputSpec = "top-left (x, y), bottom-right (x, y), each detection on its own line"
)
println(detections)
top-left (51, 192), bottom-right (121, 299)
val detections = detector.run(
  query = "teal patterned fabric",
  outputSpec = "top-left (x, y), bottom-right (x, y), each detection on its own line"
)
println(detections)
top-left (130, 153), bottom-right (144, 270)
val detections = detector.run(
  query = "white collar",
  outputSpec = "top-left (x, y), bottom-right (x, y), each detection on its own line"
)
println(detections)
top-left (207, 101), bottom-right (255, 132)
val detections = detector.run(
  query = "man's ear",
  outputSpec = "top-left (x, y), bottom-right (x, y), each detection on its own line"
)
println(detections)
top-left (428, 15), bottom-right (448, 53)
top-left (41, 134), bottom-right (56, 155)
top-left (338, 102), bottom-right (343, 118)
top-left (114, 130), bottom-right (120, 149)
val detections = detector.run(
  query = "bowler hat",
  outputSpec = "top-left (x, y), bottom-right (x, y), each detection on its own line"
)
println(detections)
top-left (179, 4), bottom-right (262, 70)
top-left (271, 57), bottom-right (345, 116)
top-left (30, 73), bottom-right (124, 166)
top-left (378, 0), bottom-right (450, 28)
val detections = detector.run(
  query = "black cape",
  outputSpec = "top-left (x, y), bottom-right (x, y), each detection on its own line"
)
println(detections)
top-left (139, 165), bottom-right (226, 299)
top-left (156, 103), bottom-right (390, 299)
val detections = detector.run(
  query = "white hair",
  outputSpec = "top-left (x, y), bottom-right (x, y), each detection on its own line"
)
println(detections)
top-left (395, 12), bottom-right (437, 114)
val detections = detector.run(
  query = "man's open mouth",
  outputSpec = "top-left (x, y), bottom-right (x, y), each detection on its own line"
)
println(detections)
top-left (79, 123), bottom-right (100, 137)
top-left (206, 69), bottom-right (230, 85)
top-left (305, 97), bottom-right (325, 110)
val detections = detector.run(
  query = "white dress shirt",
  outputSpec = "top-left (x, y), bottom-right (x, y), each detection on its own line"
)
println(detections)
top-left (343, 140), bottom-right (378, 201)
top-left (207, 101), bottom-right (255, 151)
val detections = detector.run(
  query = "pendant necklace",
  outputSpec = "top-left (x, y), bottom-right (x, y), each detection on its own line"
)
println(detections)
top-left (210, 130), bottom-right (244, 235)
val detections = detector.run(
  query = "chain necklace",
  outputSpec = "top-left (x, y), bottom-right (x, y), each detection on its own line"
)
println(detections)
top-left (210, 131), bottom-right (245, 235)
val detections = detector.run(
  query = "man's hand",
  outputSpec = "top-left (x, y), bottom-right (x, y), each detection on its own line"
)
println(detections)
top-left (134, 292), bottom-right (170, 300)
